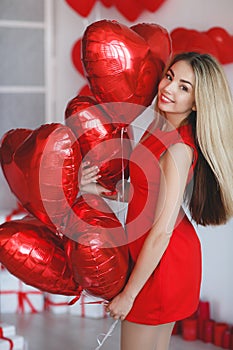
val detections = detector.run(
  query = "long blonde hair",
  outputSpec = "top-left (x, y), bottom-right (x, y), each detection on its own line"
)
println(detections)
top-left (157, 52), bottom-right (233, 225)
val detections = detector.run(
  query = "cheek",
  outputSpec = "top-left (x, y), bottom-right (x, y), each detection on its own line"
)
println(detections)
top-left (158, 79), bottom-right (166, 93)
top-left (180, 96), bottom-right (195, 110)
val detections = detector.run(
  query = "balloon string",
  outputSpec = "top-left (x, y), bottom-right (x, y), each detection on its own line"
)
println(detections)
top-left (95, 319), bottom-right (119, 350)
top-left (120, 127), bottom-right (125, 201)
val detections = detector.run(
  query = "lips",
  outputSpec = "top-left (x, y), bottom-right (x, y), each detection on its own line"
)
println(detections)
top-left (159, 93), bottom-right (174, 103)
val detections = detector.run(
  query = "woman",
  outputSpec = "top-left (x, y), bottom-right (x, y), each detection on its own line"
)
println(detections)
top-left (80, 52), bottom-right (233, 350)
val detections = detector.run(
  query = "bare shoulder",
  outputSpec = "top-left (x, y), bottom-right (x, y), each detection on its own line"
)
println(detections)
top-left (160, 142), bottom-right (193, 169)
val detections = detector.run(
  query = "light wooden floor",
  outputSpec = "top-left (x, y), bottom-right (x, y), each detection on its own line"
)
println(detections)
top-left (1, 312), bottom-right (224, 350)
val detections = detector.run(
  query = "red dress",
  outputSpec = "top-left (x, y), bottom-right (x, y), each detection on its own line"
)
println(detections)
top-left (125, 123), bottom-right (202, 325)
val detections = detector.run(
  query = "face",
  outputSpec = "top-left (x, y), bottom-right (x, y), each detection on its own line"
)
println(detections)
top-left (157, 60), bottom-right (196, 125)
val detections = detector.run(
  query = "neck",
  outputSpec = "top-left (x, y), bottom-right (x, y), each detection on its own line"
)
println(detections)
top-left (163, 114), bottom-right (189, 131)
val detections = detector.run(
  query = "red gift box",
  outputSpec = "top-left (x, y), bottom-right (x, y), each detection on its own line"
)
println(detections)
top-left (182, 318), bottom-right (198, 341)
top-left (203, 319), bottom-right (215, 343)
top-left (222, 329), bottom-right (231, 349)
top-left (197, 300), bottom-right (210, 340)
top-left (214, 323), bottom-right (228, 347)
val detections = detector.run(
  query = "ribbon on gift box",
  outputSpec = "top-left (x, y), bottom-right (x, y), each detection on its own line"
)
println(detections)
top-left (44, 295), bottom-right (70, 310)
top-left (68, 293), bottom-right (108, 318)
top-left (5, 202), bottom-right (27, 222)
top-left (0, 328), bottom-right (13, 350)
top-left (0, 280), bottom-right (43, 313)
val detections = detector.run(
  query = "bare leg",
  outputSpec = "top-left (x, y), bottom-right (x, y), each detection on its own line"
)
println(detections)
top-left (121, 320), bottom-right (175, 350)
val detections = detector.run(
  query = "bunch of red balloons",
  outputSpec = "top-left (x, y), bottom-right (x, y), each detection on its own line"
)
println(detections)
top-left (73, 26), bottom-right (233, 101)
top-left (65, 0), bottom-right (167, 22)
top-left (0, 20), bottom-right (171, 301)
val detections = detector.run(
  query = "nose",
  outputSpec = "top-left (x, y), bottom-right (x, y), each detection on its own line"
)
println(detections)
top-left (164, 80), bottom-right (176, 94)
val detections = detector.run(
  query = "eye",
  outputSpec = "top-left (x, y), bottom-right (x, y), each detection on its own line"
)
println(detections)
top-left (181, 85), bottom-right (189, 92)
top-left (165, 73), bottom-right (172, 81)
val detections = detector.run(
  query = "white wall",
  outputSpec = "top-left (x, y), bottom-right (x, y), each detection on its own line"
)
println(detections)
top-left (54, 0), bottom-right (233, 324)
top-left (54, 0), bottom-right (233, 121)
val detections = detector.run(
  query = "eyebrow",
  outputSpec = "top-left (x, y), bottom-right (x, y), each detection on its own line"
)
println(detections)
top-left (169, 68), bottom-right (193, 87)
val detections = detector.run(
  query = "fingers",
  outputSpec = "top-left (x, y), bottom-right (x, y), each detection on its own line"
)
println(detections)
top-left (104, 303), bottom-right (125, 320)
top-left (110, 312), bottom-right (125, 320)
top-left (83, 166), bottom-right (100, 179)
top-left (80, 162), bottom-right (101, 186)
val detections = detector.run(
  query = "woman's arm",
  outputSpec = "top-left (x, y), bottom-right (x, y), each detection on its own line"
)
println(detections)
top-left (106, 143), bottom-right (193, 320)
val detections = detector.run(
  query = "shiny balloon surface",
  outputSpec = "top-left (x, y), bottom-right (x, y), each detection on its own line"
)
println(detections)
top-left (0, 123), bottom-right (82, 233)
top-left (81, 20), bottom-right (171, 125)
top-left (65, 95), bottom-right (132, 192)
top-left (65, 194), bottom-right (129, 300)
top-left (0, 215), bottom-right (83, 296)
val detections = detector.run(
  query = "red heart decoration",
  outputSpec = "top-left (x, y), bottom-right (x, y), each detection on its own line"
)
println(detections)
top-left (81, 20), bottom-right (171, 125)
top-left (207, 27), bottom-right (233, 64)
top-left (65, 194), bottom-right (129, 300)
top-left (77, 84), bottom-right (93, 96)
top-left (65, 0), bottom-right (96, 17)
top-left (0, 215), bottom-right (82, 296)
top-left (171, 27), bottom-right (233, 64)
top-left (131, 23), bottom-right (172, 69)
top-left (114, 0), bottom-right (144, 22)
top-left (0, 123), bottom-right (82, 233)
top-left (137, 0), bottom-right (166, 12)
top-left (65, 95), bottom-right (132, 192)
top-left (72, 38), bottom-right (85, 76)
top-left (100, 0), bottom-right (114, 7)
top-left (171, 28), bottom-right (219, 59)
top-left (66, 0), bottom-right (165, 20)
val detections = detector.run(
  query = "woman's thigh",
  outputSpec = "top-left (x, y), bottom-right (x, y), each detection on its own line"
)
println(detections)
top-left (121, 320), bottom-right (175, 350)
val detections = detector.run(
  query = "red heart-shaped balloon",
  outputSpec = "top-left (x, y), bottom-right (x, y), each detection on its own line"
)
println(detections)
top-left (0, 123), bottom-right (82, 233)
top-left (207, 27), bottom-right (233, 64)
top-left (0, 215), bottom-right (82, 296)
top-left (72, 38), bottom-right (85, 77)
top-left (100, 0), bottom-right (114, 7)
top-left (65, 194), bottom-right (129, 300)
top-left (65, 95), bottom-right (132, 192)
top-left (114, 0), bottom-right (144, 22)
top-left (81, 20), bottom-right (171, 125)
top-left (131, 23), bottom-right (171, 67)
top-left (78, 84), bottom-right (93, 96)
top-left (171, 28), bottom-right (220, 62)
top-left (137, 0), bottom-right (166, 12)
top-left (65, 0), bottom-right (96, 17)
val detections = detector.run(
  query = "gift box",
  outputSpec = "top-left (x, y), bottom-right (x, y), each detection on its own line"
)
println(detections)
top-left (0, 335), bottom-right (25, 350)
top-left (44, 293), bottom-right (70, 314)
top-left (69, 293), bottom-right (107, 319)
top-left (0, 205), bottom-right (26, 225)
top-left (44, 293), bottom-right (108, 318)
top-left (0, 323), bottom-right (25, 350)
top-left (0, 269), bottom-right (44, 313)
top-left (0, 323), bottom-right (16, 337)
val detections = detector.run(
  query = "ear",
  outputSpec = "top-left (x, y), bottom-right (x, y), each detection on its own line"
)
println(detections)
top-left (192, 103), bottom-right (196, 111)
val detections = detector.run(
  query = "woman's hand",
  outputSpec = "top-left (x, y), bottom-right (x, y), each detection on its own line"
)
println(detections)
top-left (79, 161), bottom-right (113, 196)
top-left (80, 161), bottom-right (100, 187)
top-left (105, 290), bottom-right (135, 321)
